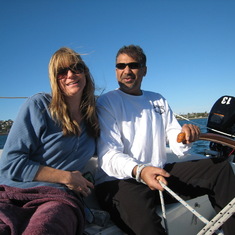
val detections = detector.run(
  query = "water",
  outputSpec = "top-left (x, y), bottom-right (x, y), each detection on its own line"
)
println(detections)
top-left (0, 118), bottom-right (210, 154)
top-left (178, 118), bottom-right (209, 154)
top-left (0, 135), bottom-right (8, 149)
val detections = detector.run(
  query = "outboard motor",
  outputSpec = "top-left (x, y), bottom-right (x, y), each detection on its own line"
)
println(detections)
top-left (207, 95), bottom-right (235, 159)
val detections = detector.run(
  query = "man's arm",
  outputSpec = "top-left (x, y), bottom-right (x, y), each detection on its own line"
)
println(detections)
top-left (132, 165), bottom-right (170, 191)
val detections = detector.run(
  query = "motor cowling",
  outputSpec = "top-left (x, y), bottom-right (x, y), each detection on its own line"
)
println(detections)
top-left (207, 95), bottom-right (235, 158)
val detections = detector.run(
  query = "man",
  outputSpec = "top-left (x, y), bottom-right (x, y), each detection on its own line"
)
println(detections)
top-left (95, 45), bottom-right (235, 235)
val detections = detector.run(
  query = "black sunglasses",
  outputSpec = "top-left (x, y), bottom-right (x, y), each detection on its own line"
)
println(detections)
top-left (57, 63), bottom-right (85, 79)
top-left (116, 62), bottom-right (143, 70)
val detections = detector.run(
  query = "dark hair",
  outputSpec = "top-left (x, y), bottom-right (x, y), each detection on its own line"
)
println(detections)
top-left (116, 45), bottom-right (147, 66)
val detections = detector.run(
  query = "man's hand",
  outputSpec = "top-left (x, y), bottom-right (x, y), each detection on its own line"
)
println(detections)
top-left (180, 124), bottom-right (200, 144)
top-left (140, 166), bottom-right (170, 191)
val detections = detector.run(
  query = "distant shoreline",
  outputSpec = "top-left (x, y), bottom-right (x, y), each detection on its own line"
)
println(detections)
top-left (0, 133), bottom-right (8, 136)
top-left (176, 116), bottom-right (208, 120)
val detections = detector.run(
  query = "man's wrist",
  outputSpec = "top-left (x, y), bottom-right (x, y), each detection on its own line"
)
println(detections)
top-left (132, 165), bottom-right (138, 178)
top-left (135, 164), bottom-right (148, 183)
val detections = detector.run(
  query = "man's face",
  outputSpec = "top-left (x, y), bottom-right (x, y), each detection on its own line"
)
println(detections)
top-left (116, 54), bottom-right (147, 95)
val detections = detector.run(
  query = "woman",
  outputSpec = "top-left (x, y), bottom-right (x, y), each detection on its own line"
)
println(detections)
top-left (0, 47), bottom-right (99, 235)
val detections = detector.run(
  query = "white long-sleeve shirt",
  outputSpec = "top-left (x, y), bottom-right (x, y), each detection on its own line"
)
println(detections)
top-left (96, 89), bottom-right (190, 184)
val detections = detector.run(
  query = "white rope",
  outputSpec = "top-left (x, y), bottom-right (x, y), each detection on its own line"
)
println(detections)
top-left (197, 197), bottom-right (235, 235)
top-left (159, 181), bottom-right (209, 224)
top-left (174, 113), bottom-right (235, 138)
top-left (159, 190), bottom-right (168, 233)
top-left (158, 181), bottom-right (227, 235)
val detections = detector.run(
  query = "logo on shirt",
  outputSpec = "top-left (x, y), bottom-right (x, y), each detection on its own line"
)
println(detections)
top-left (153, 102), bottom-right (165, 114)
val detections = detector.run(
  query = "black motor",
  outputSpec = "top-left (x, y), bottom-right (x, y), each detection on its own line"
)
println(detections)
top-left (207, 95), bottom-right (235, 158)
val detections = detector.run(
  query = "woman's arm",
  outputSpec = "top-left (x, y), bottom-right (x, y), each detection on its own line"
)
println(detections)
top-left (34, 165), bottom-right (93, 197)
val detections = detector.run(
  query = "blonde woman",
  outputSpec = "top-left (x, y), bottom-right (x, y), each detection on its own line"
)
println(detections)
top-left (0, 47), bottom-right (99, 234)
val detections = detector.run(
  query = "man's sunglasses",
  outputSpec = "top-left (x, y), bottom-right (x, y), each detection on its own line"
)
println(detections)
top-left (57, 63), bottom-right (85, 79)
top-left (116, 62), bottom-right (143, 70)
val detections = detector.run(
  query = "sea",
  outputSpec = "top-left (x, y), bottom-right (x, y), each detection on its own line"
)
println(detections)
top-left (0, 135), bottom-right (8, 149)
top-left (0, 118), bottom-right (210, 154)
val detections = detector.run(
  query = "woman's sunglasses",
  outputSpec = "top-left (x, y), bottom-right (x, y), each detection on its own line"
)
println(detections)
top-left (57, 63), bottom-right (85, 80)
top-left (116, 62), bottom-right (143, 70)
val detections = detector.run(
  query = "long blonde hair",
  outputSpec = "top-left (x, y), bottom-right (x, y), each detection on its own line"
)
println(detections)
top-left (48, 47), bottom-right (99, 138)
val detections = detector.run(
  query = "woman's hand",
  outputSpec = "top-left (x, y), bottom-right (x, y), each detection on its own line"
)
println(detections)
top-left (65, 171), bottom-right (94, 197)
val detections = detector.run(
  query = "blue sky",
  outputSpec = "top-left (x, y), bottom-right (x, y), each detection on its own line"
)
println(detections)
top-left (0, 0), bottom-right (234, 121)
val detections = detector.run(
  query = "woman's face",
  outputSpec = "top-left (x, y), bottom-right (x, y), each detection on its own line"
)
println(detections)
top-left (57, 63), bottom-right (86, 98)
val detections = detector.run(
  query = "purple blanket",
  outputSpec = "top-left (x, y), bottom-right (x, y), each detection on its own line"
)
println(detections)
top-left (0, 185), bottom-right (85, 235)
